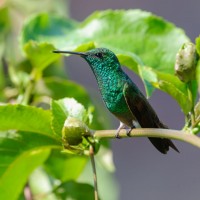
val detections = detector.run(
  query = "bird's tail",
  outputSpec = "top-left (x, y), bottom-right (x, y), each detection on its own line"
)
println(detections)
top-left (148, 121), bottom-right (179, 154)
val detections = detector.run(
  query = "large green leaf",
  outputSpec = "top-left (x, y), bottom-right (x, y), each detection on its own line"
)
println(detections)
top-left (138, 66), bottom-right (193, 114)
top-left (44, 150), bottom-right (88, 182)
top-left (40, 77), bottom-right (91, 105)
top-left (22, 10), bottom-right (189, 71)
top-left (0, 149), bottom-right (50, 200)
top-left (21, 13), bottom-right (77, 47)
top-left (0, 131), bottom-right (61, 200)
top-left (53, 181), bottom-right (95, 200)
top-left (21, 13), bottom-right (78, 73)
top-left (77, 10), bottom-right (188, 71)
top-left (23, 41), bottom-right (60, 71)
top-left (0, 104), bottom-right (53, 135)
top-left (74, 10), bottom-right (189, 97)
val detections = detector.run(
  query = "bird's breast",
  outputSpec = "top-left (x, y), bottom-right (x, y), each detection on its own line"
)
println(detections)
top-left (100, 79), bottom-right (130, 114)
top-left (95, 70), bottom-right (136, 127)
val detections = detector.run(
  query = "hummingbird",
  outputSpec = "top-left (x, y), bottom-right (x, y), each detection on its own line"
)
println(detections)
top-left (53, 48), bottom-right (179, 154)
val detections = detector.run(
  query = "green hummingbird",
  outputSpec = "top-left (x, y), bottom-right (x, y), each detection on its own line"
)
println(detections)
top-left (53, 48), bottom-right (179, 154)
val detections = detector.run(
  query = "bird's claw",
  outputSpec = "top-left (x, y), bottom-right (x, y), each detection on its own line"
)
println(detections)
top-left (126, 126), bottom-right (135, 137)
top-left (126, 129), bottom-right (131, 137)
top-left (115, 131), bottom-right (121, 139)
top-left (115, 123), bottom-right (135, 138)
top-left (115, 122), bottom-right (125, 139)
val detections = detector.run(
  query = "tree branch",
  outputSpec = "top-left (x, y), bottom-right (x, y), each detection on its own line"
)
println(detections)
top-left (93, 128), bottom-right (200, 149)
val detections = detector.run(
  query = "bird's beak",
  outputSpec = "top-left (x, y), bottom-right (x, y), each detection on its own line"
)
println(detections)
top-left (53, 50), bottom-right (87, 57)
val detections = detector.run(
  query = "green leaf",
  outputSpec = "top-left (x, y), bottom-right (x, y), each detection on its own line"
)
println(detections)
top-left (23, 41), bottom-right (60, 71)
top-left (0, 131), bottom-right (61, 200)
top-left (21, 13), bottom-right (77, 48)
top-left (54, 181), bottom-right (95, 200)
top-left (0, 104), bottom-right (53, 135)
top-left (76, 10), bottom-right (189, 96)
top-left (141, 66), bottom-right (192, 114)
top-left (51, 98), bottom-right (91, 137)
top-left (44, 150), bottom-right (88, 181)
top-left (43, 60), bottom-right (68, 79)
top-left (21, 10), bottom-right (189, 72)
top-left (80, 10), bottom-right (188, 69)
top-left (40, 77), bottom-right (91, 105)
top-left (0, 149), bottom-right (50, 200)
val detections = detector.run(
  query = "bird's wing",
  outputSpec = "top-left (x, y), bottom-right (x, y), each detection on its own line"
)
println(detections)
top-left (123, 82), bottom-right (164, 128)
top-left (123, 82), bottom-right (179, 153)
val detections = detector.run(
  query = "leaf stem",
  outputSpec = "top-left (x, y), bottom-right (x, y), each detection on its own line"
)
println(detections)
top-left (89, 145), bottom-right (99, 200)
top-left (93, 128), bottom-right (200, 149)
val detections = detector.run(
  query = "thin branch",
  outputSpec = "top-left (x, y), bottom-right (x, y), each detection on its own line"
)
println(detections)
top-left (89, 145), bottom-right (99, 200)
top-left (93, 128), bottom-right (200, 149)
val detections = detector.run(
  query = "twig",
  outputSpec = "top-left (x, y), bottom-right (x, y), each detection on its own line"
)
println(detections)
top-left (93, 128), bottom-right (200, 149)
top-left (89, 145), bottom-right (99, 200)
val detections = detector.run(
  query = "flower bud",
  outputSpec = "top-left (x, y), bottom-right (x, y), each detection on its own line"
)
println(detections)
top-left (62, 117), bottom-right (90, 146)
top-left (175, 42), bottom-right (198, 82)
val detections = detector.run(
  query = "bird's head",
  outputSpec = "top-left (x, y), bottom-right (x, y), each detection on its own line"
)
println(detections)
top-left (53, 48), bottom-right (121, 72)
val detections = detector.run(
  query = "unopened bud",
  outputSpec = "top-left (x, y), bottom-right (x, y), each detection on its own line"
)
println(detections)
top-left (175, 42), bottom-right (198, 82)
top-left (62, 117), bottom-right (90, 146)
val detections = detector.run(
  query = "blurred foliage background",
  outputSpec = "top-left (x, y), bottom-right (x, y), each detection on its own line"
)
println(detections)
top-left (0, 0), bottom-right (200, 200)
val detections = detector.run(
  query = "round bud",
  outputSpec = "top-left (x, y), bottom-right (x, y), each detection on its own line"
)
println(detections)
top-left (175, 42), bottom-right (198, 82)
top-left (62, 117), bottom-right (90, 146)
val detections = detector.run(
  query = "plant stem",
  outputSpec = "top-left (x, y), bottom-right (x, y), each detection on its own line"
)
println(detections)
top-left (21, 70), bottom-right (38, 105)
top-left (93, 128), bottom-right (200, 149)
top-left (187, 81), bottom-right (195, 126)
top-left (89, 145), bottom-right (99, 200)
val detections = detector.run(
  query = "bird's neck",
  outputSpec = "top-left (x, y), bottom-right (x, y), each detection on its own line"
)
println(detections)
top-left (90, 63), bottom-right (124, 89)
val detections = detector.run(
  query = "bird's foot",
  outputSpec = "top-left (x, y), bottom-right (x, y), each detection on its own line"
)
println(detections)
top-left (115, 122), bottom-right (126, 139)
top-left (126, 126), bottom-right (135, 137)
top-left (115, 133), bottom-right (121, 139)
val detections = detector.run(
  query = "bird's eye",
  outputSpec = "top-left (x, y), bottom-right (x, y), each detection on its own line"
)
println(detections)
top-left (95, 53), bottom-right (103, 59)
